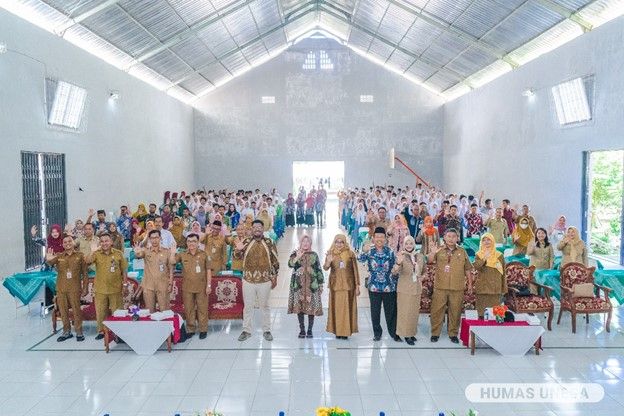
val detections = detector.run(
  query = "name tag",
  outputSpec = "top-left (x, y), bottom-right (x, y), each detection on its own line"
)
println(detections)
top-left (339, 261), bottom-right (345, 269)
top-left (444, 265), bottom-right (451, 273)
top-left (66, 271), bottom-right (72, 279)
top-left (159, 264), bottom-right (165, 273)
top-left (110, 265), bottom-right (116, 273)
top-left (207, 256), bottom-right (212, 262)
top-left (211, 247), bottom-right (216, 254)
top-left (195, 264), bottom-right (201, 273)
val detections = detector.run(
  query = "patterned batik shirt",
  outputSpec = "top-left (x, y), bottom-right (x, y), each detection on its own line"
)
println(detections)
top-left (358, 246), bottom-right (396, 292)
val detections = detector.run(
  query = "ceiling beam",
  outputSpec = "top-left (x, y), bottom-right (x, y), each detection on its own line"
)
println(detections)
top-left (384, 0), bottom-right (518, 67)
top-left (172, 8), bottom-right (313, 86)
top-left (126, 0), bottom-right (261, 69)
top-left (532, 0), bottom-right (593, 32)
top-left (318, 6), bottom-right (470, 86)
top-left (55, 0), bottom-right (121, 35)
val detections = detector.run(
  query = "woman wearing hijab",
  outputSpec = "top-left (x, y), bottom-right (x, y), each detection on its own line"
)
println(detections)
top-left (550, 215), bottom-right (567, 256)
top-left (472, 233), bottom-right (507, 318)
top-left (133, 203), bottom-right (149, 228)
top-left (225, 203), bottom-right (241, 230)
top-left (288, 235), bottom-right (324, 338)
top-left (393, 236), bottom-right (425, 345)
top-left (512, 217), bottom-right (534, 255)
top-left (557, 226), bottom-right (588, 266)
top-left (194, 205), bottom-right (208, 229)
top-left (169, 216), bottom-right (186, 249)
top-left (285, 193), bottom-right (296, 227)
top-left (389, 214), bottom-right (409, 253)
top-left (324, 234), bottom-right (360, 339)
top-left (31, 224), bottom-right (64, 254)
top-left (415, 215), bottom-right (440, 256)
top-left (257, 209), bottom-right (273, 232)
top-left (184, 221), bottom-right (206, 248)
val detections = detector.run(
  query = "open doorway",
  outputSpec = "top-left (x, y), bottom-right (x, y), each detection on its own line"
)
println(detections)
top-left (292, 161), bottom-right (344, 195)
top-left (584, 150), bottom-right (623, 266)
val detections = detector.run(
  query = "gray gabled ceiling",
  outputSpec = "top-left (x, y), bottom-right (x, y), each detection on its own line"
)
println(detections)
top-left (4, 0), bottom-right (623, 103)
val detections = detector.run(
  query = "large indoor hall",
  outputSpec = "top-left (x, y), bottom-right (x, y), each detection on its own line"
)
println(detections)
top-left (1, 1), bottom-right (624, 416)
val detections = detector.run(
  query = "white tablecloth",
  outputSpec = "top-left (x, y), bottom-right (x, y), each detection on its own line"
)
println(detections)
top-left (471, 325), bottom-right (545, 357)
top-left (104, 320), bottom-right (173, 355)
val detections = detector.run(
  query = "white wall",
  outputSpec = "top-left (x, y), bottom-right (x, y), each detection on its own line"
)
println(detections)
top-left (194, 38), bottom-right (445, 194)
top-left (443, 16), bottom-right (624, 233)
top-left (0, 10), bottom-right (194, 276)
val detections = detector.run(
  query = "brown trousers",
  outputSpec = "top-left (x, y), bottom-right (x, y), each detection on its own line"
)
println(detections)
top-left (95, 292), bottom-right (122, 333)
top-left (57, 291), bottom-right (83, 335)
top-left (143, 288), bottom-right (170, 313)
top-left (430, 289), bottom-right (464, 337)
top-left (183, 291), bottom-right (209, 333)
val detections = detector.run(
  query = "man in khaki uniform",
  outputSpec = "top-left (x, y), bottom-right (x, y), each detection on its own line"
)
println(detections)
top-left (428, 228), bottom-right (473, 343)
top-left (204, 220), bottom-right (228, 274)
top-left (134, 230), bottom-right (174, 313)
top-left (77, 223), bottom-right (99, 271)
top-left (46, 234), bottom-right (88, 342)
top-left (174, 233), bottom-right (212, 339)
top-left (86, 233), bottom-right (128, 340)
top-left (485, 208), bottom-right (510, 244)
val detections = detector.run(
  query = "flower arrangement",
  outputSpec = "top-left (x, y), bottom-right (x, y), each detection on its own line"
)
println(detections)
top-left (492, 304), bottom-right (508, 324)
top-left (128, 304), bottom-right (140, 321)
top-left (316, 406), bottom-right (351, 416)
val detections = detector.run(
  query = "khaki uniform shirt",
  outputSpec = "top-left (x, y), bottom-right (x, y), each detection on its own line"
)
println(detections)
top-left (486, 218), bottom-right (509, 244)
top-left (77, 235), bottom-right (99, 257)
top-left (91, 248), bottom-right (127, 294)
top-left (204, 234), bottom-right (228, 273)
top-left (47, 251), bottom-right (87, 293)
top-left (431, 246), bottom-right (472, 291)
top-left (175, 250), bottom-right (210, 293)
top-left (473, 254), bottom-right (507, 295)
top-left (396, 252), bottom-right (425, 295)
top-left (140, 248), bottom-right (173, 292)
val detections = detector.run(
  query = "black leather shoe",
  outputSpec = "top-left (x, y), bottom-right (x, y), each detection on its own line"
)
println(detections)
top-left (406, 337), bottom-right (415, 346)
top-left (199, 332), bottom-right (207, 339)
top-left (430, 336), bottom-right (439, 342)
top-left (116, 337), bottom-right (125, 344)
top-left (76, 335), bottom-right (85, 342)
top-left (373, 335), bottom-right (381, 341)
top-left (393, 335), bottom-right (403, 342)
top-left (450, 336), bottom-right (459, 344)
top-left (186, 332), bottom-right (195, 339)
top-left (57, 333), bottom-right (73, 342)
top-left (95, 333), bottom-right (104, 341)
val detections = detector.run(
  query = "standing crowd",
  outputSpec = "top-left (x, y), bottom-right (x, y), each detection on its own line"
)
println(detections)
top-left (30, 182), bottom-right (587, 344)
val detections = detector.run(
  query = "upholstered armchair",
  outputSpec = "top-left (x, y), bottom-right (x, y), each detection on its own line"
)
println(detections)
top-left (557, 262), bottom-right (612, 333)
top-left (504, 261), bottom-right (554, 330)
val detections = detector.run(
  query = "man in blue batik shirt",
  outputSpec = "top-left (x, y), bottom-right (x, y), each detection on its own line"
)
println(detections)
top-left (359, 227), bottom-right (401, 342)
top-left (116, 205), bottom-right (133, 241)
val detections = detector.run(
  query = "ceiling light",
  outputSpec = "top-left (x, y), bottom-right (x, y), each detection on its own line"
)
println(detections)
top-left (109, 90), bottom-right (120, 100)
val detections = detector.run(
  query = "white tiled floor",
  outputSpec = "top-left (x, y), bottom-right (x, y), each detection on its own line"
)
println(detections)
top-left (2, 201), bottom-right (623, 416)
